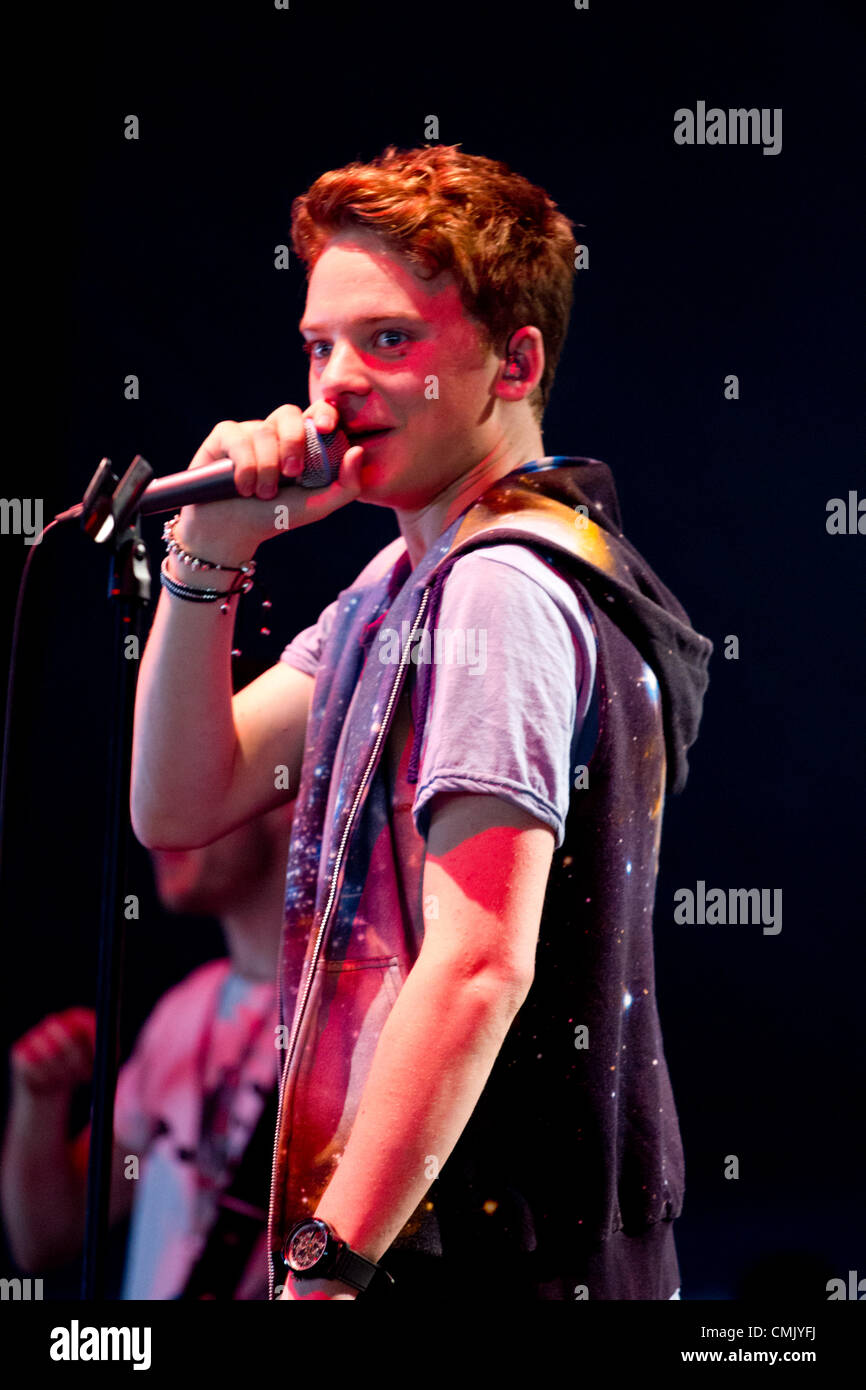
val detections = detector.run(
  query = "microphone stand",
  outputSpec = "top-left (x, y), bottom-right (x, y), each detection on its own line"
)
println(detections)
top-left (77, 454), bottom-right (154, 1300)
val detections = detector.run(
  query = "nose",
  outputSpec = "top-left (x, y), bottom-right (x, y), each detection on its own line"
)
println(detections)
top-left (316, 337), bottom-right (371, 398)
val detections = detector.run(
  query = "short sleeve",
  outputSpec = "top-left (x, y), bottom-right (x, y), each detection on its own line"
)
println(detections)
top-left (411, 546), bottom-right (597, 850)
top-left (278, 597), bottom-right (341, 679)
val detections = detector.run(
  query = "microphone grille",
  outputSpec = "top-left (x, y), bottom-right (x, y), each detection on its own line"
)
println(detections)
top-left (301, 420), bottom-right (349, 488)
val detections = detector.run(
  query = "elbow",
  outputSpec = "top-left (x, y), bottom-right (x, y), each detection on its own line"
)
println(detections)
top-left (469, 951), bottom-right (536, 1014)
top-left (129, 807), bottom-right (175, 852)
top-left (129, 809), bottom-right (161, 852)
top-left (444, 961), bottom-right (533, 1019)
top-left (128, 755), bottom-right (208, 849)
top-left (490, 970), bottom-right (533, 1016)
top-left (132, 822), bottom-right (217, 852)
top-left (130, 817), bottom-right (178, 852)
top-left (129, 793), bottom-right (216, 852)
top-left (129, 781), bottom-right (170, 850)
top-left (470, 954), bottom-right (535, 1015)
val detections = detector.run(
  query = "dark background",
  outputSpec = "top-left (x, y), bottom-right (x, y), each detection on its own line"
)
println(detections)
top-left (0, 0), bottom-right (862, 1300)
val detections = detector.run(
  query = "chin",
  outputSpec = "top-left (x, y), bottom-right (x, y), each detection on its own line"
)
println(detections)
top-left (355, 490), bottom-right (391, 509)
top-left (356, 462), bottom-right (402, 506)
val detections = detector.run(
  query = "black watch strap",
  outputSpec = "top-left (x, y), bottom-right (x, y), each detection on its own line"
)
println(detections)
top-left (332, 1241), bottom-right (392, 1293)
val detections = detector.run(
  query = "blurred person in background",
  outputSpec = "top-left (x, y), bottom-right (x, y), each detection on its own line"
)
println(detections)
top-left (2, 700), bottom-right (293, 1298)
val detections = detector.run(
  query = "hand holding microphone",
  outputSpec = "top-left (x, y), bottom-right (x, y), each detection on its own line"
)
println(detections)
top-left (170, 400), bottom-right (364, 567)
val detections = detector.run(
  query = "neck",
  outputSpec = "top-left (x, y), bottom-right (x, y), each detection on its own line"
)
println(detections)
top-left (396, 417), bottom-right (545, 569)
top-left (220, 865), bottom-right (286, 985)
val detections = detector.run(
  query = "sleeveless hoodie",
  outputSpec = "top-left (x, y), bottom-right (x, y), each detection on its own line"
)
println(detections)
top-left (266, 456), bottom-right (713, 1297)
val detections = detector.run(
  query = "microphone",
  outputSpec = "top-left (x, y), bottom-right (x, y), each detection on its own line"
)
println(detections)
top-left (136, 421), bottom-right (349, 517)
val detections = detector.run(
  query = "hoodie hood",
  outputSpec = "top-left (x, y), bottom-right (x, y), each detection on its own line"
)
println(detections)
top-left (413, 456), bottom-right (713, 796)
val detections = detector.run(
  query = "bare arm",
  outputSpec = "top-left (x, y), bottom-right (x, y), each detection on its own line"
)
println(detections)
top-left (2, 1106), bottom-right (132, 1272)
top-left (131, 593), bottom-right (315, 849)
top-left (1, 1010), bottom-right (133, 1271)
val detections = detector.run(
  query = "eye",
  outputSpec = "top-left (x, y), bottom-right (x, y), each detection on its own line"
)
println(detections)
top-left (300, 329), bottom-right (410, 362)
top-left (375, 329), bottom-right (408, 348)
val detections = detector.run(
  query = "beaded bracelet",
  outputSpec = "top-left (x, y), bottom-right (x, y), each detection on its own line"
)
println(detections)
top-left (159, 556), bottom-right (253, 614)
top-left (162, 513), bottom-right (257, 579)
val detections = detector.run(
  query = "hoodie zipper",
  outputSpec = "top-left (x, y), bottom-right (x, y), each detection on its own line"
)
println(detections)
top-left (266, 584), bottom-right (432, 1298)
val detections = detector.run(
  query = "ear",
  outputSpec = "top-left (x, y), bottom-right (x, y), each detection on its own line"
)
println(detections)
top-left (493, 325), bottom-right (545, 403)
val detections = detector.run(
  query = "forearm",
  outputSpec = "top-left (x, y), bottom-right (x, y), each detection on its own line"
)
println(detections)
top-left (313, 953), bottom-right (525, 1266)
top-left (130, 544), bottom-right (242, 848)
top-left (1, 1094), bottom-right (85, 1270)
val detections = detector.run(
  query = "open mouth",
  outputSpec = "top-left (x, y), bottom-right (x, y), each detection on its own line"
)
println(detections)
top-left (346, 427), bottom-right (394, 444)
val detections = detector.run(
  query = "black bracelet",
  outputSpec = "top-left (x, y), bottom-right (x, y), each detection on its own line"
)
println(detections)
top-left (159, 556), bottom-right (250, 614)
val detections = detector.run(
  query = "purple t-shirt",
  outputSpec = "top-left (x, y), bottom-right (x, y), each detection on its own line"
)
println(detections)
top-left (280, 542), bottom-right (597, 853)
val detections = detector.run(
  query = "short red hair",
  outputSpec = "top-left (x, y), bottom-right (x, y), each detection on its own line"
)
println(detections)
top-left (291, 145), bottom-right (578, 423)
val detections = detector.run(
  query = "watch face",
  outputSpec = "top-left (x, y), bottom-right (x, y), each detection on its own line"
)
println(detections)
top-left (286, 1221), bottom-right (329, 1272)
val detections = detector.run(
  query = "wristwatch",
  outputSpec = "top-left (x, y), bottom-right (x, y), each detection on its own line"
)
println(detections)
top-left (282, 1218), bottom-right (395, 1294)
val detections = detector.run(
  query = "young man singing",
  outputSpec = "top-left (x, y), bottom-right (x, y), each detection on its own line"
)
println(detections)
top-left (131, 144), bottom-right (713, 1301)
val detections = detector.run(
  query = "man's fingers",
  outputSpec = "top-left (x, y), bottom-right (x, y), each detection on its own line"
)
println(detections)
top-left (266, 405), bottom-right (308, 477)
top-left (242, 421), bottom-right (281, 499)
top-left (304, 401), bottom-right (339, 437)
top-left (192, 421), bottom-right (259, 495)
top-left (338, 445), bottom-right (364, 495)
